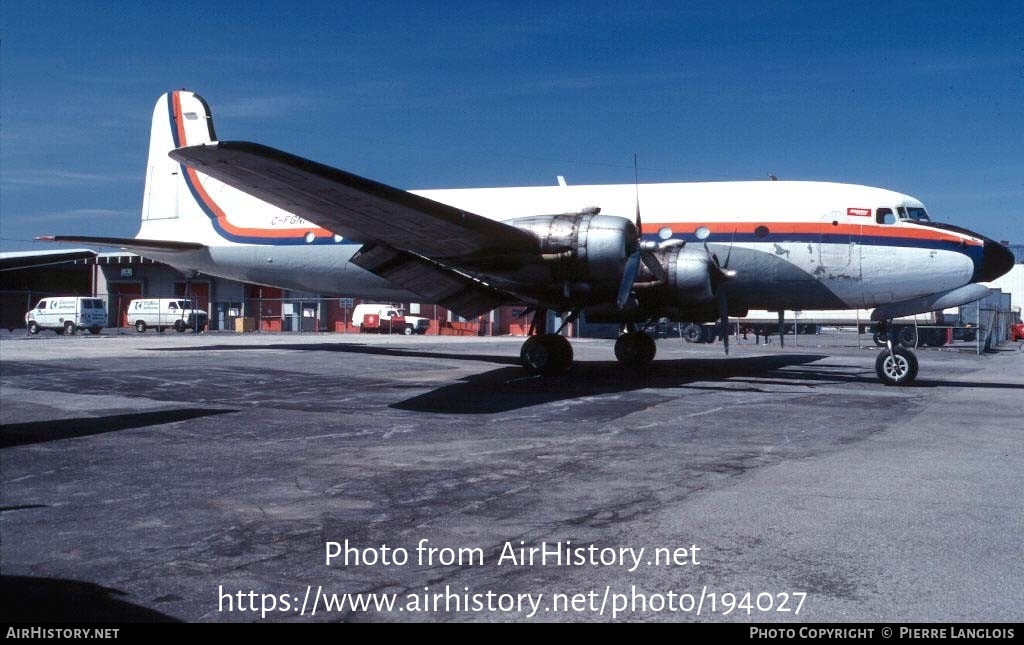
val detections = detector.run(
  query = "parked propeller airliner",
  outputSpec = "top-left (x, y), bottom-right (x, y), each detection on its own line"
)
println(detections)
top-left (42, 90), bottom-right (1014, 385)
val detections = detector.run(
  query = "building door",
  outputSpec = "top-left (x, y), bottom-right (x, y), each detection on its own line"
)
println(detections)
top-left (175, 281), bottom-right (210, 314)
top-left (107, 282), bottom-right (143, 327)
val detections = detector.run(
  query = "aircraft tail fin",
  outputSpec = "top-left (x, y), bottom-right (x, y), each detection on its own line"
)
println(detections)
top-left (136, 91), bottom-right (219, 240)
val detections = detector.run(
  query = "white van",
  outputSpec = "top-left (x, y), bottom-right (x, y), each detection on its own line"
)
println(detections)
top-left (25, 297), bottom-right (107, 335)
top-left (128, 298), bottom-right (209, 333)
top-left (351, 304), bottom-right (430, 335)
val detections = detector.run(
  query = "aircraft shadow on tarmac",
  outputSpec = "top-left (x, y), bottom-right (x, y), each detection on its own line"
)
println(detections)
top-left (1, 575), bottom-right (181, 623)
top-left (147, 342), bottom-right (523, 365)
top-left (393, 357), bottom-right (1024, 414)
top-left (145, 343), bottom-right (1023, 414)
top-left (392, 354), bottom-right (832, 414)
top-left (0, 408), bottom-right (237, 449)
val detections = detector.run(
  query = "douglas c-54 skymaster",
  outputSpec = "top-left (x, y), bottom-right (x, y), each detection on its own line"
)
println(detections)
top-left (42, 91), bottom-right (1014, 385)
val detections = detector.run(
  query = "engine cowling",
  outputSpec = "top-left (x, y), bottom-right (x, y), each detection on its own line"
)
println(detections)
top-left (657, 246), bottom-right (717, 304)
top-left (505, 212), bottom-right (636, 291)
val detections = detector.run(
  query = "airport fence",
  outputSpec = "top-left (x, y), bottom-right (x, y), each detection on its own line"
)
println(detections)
top-left (0, 290), bottom-right (65, 331)
top-left (973, 291), bottom-right (1017, 354)
top-left (209, 298), bottom-right (493, 336)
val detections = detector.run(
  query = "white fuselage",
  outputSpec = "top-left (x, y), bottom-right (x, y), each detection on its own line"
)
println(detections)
top-left (137, 177), bottom-right (981, 313)
top-left (131, 90), bottom-right (986, 316)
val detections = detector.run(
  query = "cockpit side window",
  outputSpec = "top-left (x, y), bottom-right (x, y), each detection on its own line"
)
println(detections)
top-left (876, 208), bottom-right (896, 225)
top-left (899, 207), bottom-right (930, 222)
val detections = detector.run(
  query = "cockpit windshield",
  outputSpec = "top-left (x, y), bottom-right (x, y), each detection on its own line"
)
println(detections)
top-left (897, 206), bottom-right (930, 222)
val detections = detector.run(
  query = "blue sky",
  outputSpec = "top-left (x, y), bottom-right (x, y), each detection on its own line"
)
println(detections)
top-left (2, 1), bottom-right (1022, 252)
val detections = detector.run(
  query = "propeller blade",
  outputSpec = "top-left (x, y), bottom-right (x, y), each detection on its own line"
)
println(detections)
top-left (615, 154), bottom-right (649, 309)
top-left (723, 228), bottom-right (737, 269)
top-left (640, 250), bottom-right (667, 282)
top-left (719, 289), bottom-right (730, 355)
top-left (633, 153), bottom-right (642, 231)
top-left (617, 251), bottom-right (642, 309)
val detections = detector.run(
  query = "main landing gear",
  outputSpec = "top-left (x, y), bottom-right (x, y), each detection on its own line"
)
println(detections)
top-left (614, 327), bottom-right (656, 369)
top-left (519, 308), bottom-right (574, 375)
top-left (518, 310), bottom-right (658, 375)
top-left (874, 320), bottom-right (919, 386)
top-left (520, 334), bottom-right (573, 375)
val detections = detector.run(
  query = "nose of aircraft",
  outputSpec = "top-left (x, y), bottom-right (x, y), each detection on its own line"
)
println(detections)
top-left (980, 239), bottom-right (1015, 282)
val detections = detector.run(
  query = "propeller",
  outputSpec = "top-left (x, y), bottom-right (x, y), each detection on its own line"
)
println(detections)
top-left (695, 226), bottom-right (737, 355)
top-left (616, 156), bottom-right (667, 309)
top-left (616, 251), bottom-right (642, 309)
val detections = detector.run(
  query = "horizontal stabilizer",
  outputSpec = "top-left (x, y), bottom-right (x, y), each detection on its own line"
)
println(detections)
top-left (352, 244), bottom-right (513, 319)
top-left (36, 236), bottom-right (205, 253)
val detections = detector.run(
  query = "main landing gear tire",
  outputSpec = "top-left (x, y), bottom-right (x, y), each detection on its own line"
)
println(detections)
top-left (681, 323), bottom-right (703, 343)
top-left (898, 326), bottom-right (917, 348)
top-left (520, 334), bottom-right (573, 375)
top-left (875, 346), bottom-right (919, 386)
top-left (135, 321), bottom-right (147, 333)
top-left (872, 331), bottom-right (886, 347)
top-left (63, 321), bottom-right (76, 336)
top-left (614, 332), bottom-right (657, 369)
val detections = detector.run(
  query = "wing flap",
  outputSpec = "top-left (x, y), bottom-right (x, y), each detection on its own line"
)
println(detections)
top-left (352, 244), bottom-right (513, 319)
top-left (169, 141), bottom-right (538, 262)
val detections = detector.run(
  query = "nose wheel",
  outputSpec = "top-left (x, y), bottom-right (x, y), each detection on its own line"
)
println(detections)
top-left (875, 346), bottom-right (918, 385)
top-left (875, 321), bottom-right (919, 386)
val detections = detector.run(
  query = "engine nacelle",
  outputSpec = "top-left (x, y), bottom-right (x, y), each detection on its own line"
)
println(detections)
top-left (505, 212), bottom-right (636, 289)
top-left (658, 246), bottom-right (717, 303)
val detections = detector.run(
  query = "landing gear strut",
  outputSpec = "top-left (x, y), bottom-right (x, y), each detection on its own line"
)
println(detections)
top-left (875, 319), bottom-right (919, 386)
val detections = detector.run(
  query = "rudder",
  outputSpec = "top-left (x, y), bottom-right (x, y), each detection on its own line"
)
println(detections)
top-left (140, 91), bottom-right (217, 225)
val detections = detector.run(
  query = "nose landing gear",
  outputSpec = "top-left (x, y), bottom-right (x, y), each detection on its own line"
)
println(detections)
top-left (875, 320), bottom-right (919, 386)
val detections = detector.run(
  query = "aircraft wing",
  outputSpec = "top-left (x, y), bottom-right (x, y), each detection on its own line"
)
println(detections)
top-left (169, 142), bottom-right (539, 263)
top-left (0, 249), bottom-right (97, 271)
